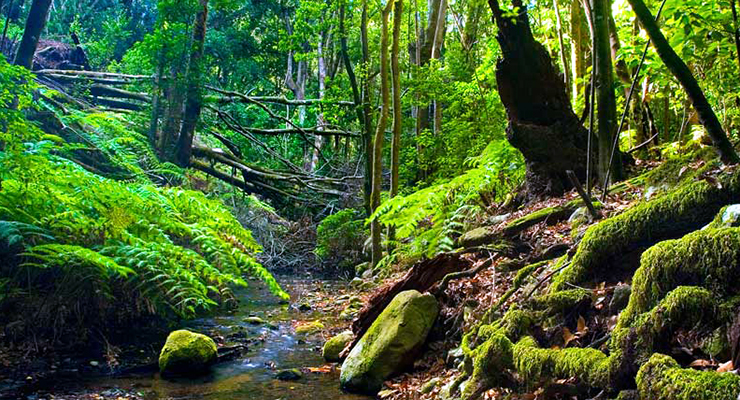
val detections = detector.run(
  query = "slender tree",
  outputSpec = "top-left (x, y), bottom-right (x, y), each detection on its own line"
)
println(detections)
top-left (389, 0), bottom-right (403, 246)
top-left (361, 0), bottom-right (375, 215)
top-left (626, 0), bottom-right (740, 164)
top-left (371, 1), bottom-right (393, 267)
top-left (14, 0), bottom-right (52, 69)
top-left (176, 0), bottom-right (209, 167)
top-left (592, 0), bottom-right (622, 183)
top-left (553, 0), bottom-right (570, 98)
top-left (570, 0), bottom-right (588, 107)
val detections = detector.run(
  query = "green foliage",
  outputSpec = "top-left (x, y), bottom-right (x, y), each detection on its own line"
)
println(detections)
top-left (315, 209), bottom-right (368, 268)
top-left (372, 140), bottom-right (524, 260)
top-left (0, 60), bottom-right (287, 334)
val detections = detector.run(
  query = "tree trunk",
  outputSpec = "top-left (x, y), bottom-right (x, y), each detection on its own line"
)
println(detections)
top-left (371, 1), bottom-right (393, 268)
top-left (570, 0), bottom-right (588, 109)
top-left (592, 0), bottom-right (622, 184)
top-left (415, 0), bottom-right (441, 180)
top-left (175, 0), bottom-right (208, 167)
top-left (14, 0), bottom-right (52, 69)
top-left (626, 0), bottom-right (740, 164)
top-left (361, 0), bottom-right (374, 215)
top-left (731, 0), bottom-right (740, 72)
top-left (553, 0), bottom-right (571, 99)
top-left (158, 68), bottom-right (185, 160)
top-left (487, 0), bottom-right (588, 197)
top-left (311, 30), bottom-right (328, 172)
top-left (390, 0), bottom-right (403, 246)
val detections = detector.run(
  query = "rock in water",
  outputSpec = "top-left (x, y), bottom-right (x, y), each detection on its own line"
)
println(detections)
top-left (323, 331), bottom-right (354, 362)
top-left (275, 368), bottom-right (303, 381)
top-left (340, 290), bottom-right (439, 394)
top-left (159, 330), bottom-right (218, 376)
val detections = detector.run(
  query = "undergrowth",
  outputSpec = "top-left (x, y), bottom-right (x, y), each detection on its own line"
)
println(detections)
top-left (0, 56), bottom-right (287, 343)
top-left (370, 140), bottom-right (524, 265)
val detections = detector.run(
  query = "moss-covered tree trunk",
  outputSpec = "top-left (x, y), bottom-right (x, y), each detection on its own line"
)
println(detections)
top-left (371, 1), bottom-right (393, 268)
top-left (175, 0), bottom-right (208, 167)
top-left (488, 0), bottom-right (589, 197)
top-left (627, 0), bottom-right (740, 164)
top-left (13, 0), bottom-right (51, 69)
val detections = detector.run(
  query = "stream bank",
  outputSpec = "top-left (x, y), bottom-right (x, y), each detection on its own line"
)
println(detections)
top-left (1, 278), bottom-right (370, 400)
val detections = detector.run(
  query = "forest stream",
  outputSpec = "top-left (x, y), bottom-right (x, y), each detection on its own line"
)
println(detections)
top-left (18, 279), bottom-right (369, 400)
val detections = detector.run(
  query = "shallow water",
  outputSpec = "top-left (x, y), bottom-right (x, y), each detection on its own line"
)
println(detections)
top-left (39, 278), bottom-right (369, 400)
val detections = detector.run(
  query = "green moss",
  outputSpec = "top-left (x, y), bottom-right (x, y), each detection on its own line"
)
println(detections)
top-left (462, 333), bottom-right (514, 399)
top-left (707, 204), bottom-right (740, 229)
top-left (701, 327), bottom-right (729, 359)
top-left (619, 228), bottom-right (740, 327)
top-left (531, 289), bottom-right (591, 314)
top-left (323, 331), bottom-right (354, 362)
top-left (158, 329), bottom-right (218, 375)
top-left (501, 199), bottom-right (587, 236)
top-left (295, 320), bottom-right (325, 335)
top-left (553, 172), bottom-right (740, 292)
top-left (514, 261), bottom-right (547, 287)
top-left (636, 353), bottom-right (740, 400)
top-left (513, 336), bottom-right (611, 388)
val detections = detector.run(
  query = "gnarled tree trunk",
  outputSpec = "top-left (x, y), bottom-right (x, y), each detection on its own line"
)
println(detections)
top-left (488, 0), bottom-right (588, 197)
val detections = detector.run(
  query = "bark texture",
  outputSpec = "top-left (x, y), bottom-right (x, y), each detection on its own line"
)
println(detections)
top-left (14, 0), bottom-right (52, 69)
top-left (175, 0), bottom-right (209, 167)
top-left (488, 0), bottom-right (588, 197)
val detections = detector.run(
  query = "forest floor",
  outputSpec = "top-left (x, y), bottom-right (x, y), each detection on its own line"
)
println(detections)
top-left (4, 159), bottom-right (736, 400)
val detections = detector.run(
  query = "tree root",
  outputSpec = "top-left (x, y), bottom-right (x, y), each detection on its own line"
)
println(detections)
top-left (451, 216), bottom-right (740, 400)
top-left (552, 170), bottom-right (740, 292)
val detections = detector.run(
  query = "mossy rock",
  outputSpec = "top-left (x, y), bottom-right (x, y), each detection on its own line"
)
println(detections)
top-left (323, 331), bottom-right (353, 362)
top-left (458, 227), bottom-right (494, 248)
top-left (295, 320), bottom-right (324, 335)
top-left (158, 330), bottom-right (218, 376)
top-left (340, 290), bottom-right (439, 394)
top-left (636, 353), bottom-right (740, 400)
top-left (244, 316), bottom-right (266, 325)
top-left (276, 368), bottom-right (303, 381)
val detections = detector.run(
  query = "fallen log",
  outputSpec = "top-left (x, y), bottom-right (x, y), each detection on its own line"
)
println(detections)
top-left (90, 84), bottom-right (151, 102)
top-left (36, 69), bottom-right (155, 80)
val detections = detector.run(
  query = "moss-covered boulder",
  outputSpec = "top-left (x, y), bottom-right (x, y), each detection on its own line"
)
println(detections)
top-left (323, 331), bottom-right (354, 362)
top-left (340, 290), bottom-right (439, 394)
top-left (159, 330), bottom-right (218, 376)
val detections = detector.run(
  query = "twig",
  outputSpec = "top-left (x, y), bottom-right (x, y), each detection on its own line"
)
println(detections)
top-left (566, 170), bottom-right (600, 220)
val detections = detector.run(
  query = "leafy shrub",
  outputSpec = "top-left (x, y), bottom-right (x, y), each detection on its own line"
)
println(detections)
top-left (372, 139), bottom-right (524, 261)
top-left (315, 209), bottom-right (368, 269)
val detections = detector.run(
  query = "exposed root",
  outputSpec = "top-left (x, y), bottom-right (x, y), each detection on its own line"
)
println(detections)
top-left (553, 170), bottom-right (740, 291)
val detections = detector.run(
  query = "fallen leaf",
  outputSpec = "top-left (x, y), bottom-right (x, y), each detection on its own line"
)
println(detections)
top-left (563, 327), bottom-right (576, 347)
top-left (718, 360), bottom-right (734, 372)
top-left (577, 316), bottom-right (587, 334)
top-left (688, 359), bottom-right (715, 368)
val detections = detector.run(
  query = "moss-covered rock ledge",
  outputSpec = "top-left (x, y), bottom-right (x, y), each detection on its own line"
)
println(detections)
top-left (445, 177), bottom-right (740, 400)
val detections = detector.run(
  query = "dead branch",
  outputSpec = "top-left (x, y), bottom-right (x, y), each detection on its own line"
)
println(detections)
top-left (206, 86), bottom-right (355, 106)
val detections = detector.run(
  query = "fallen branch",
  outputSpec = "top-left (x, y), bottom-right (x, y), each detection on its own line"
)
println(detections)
top-left (206, 86), bottom-right (355, 106)
top-left (434, 254), bottom-right (502, 296)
